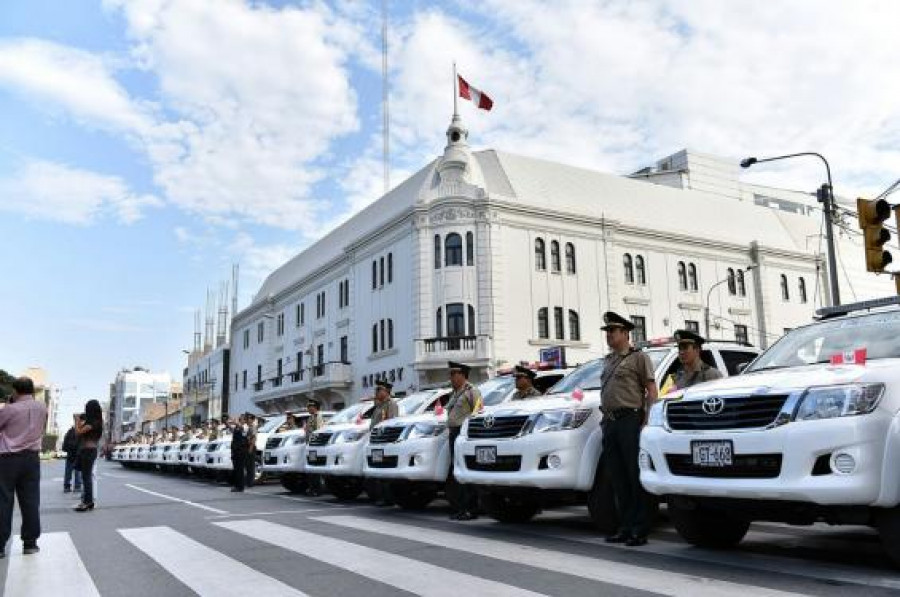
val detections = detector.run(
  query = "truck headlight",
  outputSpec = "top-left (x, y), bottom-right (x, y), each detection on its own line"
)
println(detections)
top-left (291, 435), bottom-right (305, 445)
top-left (646, 402), bottom-right (666, 427)
top-left (334, 430), bottom-right (367, 444)
top-left (525, 408), bottom-right (592, 433)
top-left (795, 383), bottom-right (884, 421)
top-left (405, 423), bottom-right (446, 440)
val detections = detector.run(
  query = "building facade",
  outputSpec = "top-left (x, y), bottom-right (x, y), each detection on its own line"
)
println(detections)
top-left (109, 367), bottom-right (173, 441)
top-left (182, 346), bottom-right (230, 423)
top-left (229, 116), bottom-right (895, 414)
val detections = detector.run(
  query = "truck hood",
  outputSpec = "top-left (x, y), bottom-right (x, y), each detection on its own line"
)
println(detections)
top-left (484, 394), bottom-right (601, 416)
top-left (376, 412), bottom-right (447, 428)
top-left (270, 429), bottom-right (304, 440)
top-left (318, 422), bottom-right (368, 434)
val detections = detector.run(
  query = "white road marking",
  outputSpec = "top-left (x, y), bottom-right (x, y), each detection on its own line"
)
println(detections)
top-left (119, 526), bottom-right (307, 597)
top-left (4, 533), bottom-right (100, 597)
top-left (216, 519), bottom-right (546, 597)
top-left (313, 515), bottom-right (810, 597)
top-left (206, 505), bottom-right (371, 519)
top-left (124, 483), bottom-right (228, 514)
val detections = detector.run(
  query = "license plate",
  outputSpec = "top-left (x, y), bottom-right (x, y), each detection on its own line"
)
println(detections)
top-left (308, 450), bottom-right (317, 460)
top-left (475, 446), bottom-right (497, 465)
top-left (371, 449), bottom-right (384, 463)
top-left (264, 451), bottom-right (272, 459)
top-left (691, 440), bottom-right (733, 467)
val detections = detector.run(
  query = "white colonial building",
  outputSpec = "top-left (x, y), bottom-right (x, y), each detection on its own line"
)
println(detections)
top-left (229, 115), bottom-right (894, 414)
top-left (109, 367), bottom-right (173, 440)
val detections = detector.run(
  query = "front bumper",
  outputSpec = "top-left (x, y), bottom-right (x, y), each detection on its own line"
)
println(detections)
top-left (363, 436), bottom-right (450, 482)
top-left (262, 445), bottom-right (306, 474)
top-left (204, 452), bottom-right (233, 470)
top-left (307, 442), bottom-right (366, 477)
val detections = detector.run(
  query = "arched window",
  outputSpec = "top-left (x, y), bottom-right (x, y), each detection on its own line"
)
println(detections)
top-left (635, 255), bottom-right (646, 285)
top-left (535, 238), bottom-right (546, 271)
top-left (434, 235), bottom-right (441, 270)
top-left (565, 243), bottom-right (576, 274)
top-left (445, 233), bottom-right (463, 266)
top-left (569, 310), bottom-right (580, 341)
top-left (372, 324), bottom-right (378, 353)
top-left (624, 253), bottom-right (634, 284)
top-left (798, 277), bottom-right (807, 303)
top-left (781, 274), bottom-right (790, 301)
top-left (387, 253), bottom-right (393, 283)
top-left (436, 307), bottom-right (442, 337)
top-left (537, 308), bottom-right (549, 339)
top-left (737, 269), bottom-right (746, 297)
top-left (554, 307), bottom-right (564, 339)
top-left (371, 261), bottom-right (377, 289)
top-left (677, 261), bottom-right (687, 290)
top-left (467, 304), bottom-right (476, 336)
top-left (446, 303), bottom-right (465, 337)
top-left (466, 232), bottom-right (474, 266)
top-left (550, 240), bottom-right (561, 272)
top-left (388, 319), bottom-right (394, 348)
top-left (727, 268), bottom-right (736, 295)
top-left (688, 263), bottom-right (699, 292)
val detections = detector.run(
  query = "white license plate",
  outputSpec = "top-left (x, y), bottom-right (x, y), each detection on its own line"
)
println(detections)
top-left (308, 450), bottom-right (317, 460)
top-left (475, 446), bottom-right (497, 465)
top-left (371, 449), bottom-right (384, 463)
top-left (264, 451), bottom-right (272, 459)
top-left (692, 440), bottom-right (733, 467)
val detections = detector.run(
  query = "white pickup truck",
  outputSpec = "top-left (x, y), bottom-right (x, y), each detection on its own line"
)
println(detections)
top-left (640, 298), bottom-right (900, 565)
top-left (259, 410), bottom-right (336, 493)
top-left (365, 369), bottom-right (572, 510)
top-left (455, 340), bottom-right (759, 527)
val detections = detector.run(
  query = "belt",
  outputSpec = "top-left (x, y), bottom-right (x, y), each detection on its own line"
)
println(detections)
top-left (602, 408), bottom-right (642, 421)
top-left (0, 450), bottom-right (40, 457)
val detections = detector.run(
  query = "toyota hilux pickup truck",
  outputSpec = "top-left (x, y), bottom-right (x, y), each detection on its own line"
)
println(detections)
top-left (365, 369), bottom-right (572, 510)
top-left (259, 410), bottom-right (335, 493)
top-left (640, 297), bottom-right (900, 566)
top-left (455, 340), bottom-right (758, 527)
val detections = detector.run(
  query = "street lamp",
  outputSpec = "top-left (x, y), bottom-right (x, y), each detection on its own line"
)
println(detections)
top-left (740, 152), bottom-right (840, 306)
top-left (705, 265), bottom-right (756, 339)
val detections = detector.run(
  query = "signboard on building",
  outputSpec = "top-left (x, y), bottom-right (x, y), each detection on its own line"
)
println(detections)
top-left (539, 346), bottom-right (567, 369)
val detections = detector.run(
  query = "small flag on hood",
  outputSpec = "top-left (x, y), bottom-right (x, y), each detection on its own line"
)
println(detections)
top-left (830, 348), bottom-right (867, 365)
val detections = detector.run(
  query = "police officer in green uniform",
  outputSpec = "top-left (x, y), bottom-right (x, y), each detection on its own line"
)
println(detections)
top-left (670, 330), bottom-right (723, 390)
top-left (446, 361), bottom-right (483, 521)
top-left (370, 380), bottom-right (399, 506)
top-left (599, 311), bottom-right (658, 547)
top-left (305, 399), bottom-right (324, 496)
top-left (511, 365), bottom-right (542, 400)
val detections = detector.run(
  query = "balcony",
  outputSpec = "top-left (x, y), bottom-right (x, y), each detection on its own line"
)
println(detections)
top-left (414, 335), bottom-right (490, 367)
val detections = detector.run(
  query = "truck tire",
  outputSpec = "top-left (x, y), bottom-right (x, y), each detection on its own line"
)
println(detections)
top-left (480, 492), bottom-right (540, 523)
top-left (669, 503), bottom-right (749, 548)
top-left (586, 462), bottom-right (619, 533)
top-left (325, 476), bottom-right (364, 501)
top-left (390, 484), bottom-right (436, 510)
top-left (876, 507), bottom-right (900, 567)
top-left (281, 473), bottom-right (308, 494)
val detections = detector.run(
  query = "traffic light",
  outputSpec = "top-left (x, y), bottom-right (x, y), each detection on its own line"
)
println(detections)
top-left (857, 197), bottom-right (894, 272)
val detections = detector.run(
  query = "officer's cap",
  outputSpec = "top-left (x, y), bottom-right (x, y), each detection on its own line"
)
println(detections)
top-left (600, 311), bottom-right (635, 331)
top-left (514, 365), bottom-right (537, 380)
top-left (375, 379), bottom-right (393, 392)
top-left (448, 361), bottom-right (471, 376)
top-left (307, 399), bottom-right (321, 408)
top-left (674, 329), bottom-right (706, 347)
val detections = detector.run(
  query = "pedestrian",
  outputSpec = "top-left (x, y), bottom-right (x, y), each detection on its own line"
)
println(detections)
top-left (661, 330), bottom-right (724, 394)
top-left (305, 400), bottom-right (324, 496)
top-left (62, 415), bottom-right (83, 494)
top-left (445, 361), bottom-right (483, 521)
top-left (74, 399), bottom-right (103, 512)
top-left (599, 311), bottom-right (658, 547)
top-left (244, 414), bottom-right (258, 488)
top-left (230, 415), bottom-right (248, 492)
top-left (511, 365), bottom-right (542, 400)
top-left (369, 380), bottom-right (399, 506)
top-left (0, 377), bottom-right (48, 557)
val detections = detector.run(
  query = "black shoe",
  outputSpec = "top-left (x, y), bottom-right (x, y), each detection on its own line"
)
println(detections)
top-left (230, 488), bottom-right (244, 492)
top-left (625, 535), bottom-right (648, 547)
top-left (63, 487), bottom-right (71, 493)
top-left (0, 549), bottom-right (5, 559)
top-left (456, 511), bottom-right (479, 521)
top-left (22, 543), bottom-right (39, 555)
top-left (74, 502), bottom-right (94, 512)
top-left (605, 533), bottom-right (629, 544)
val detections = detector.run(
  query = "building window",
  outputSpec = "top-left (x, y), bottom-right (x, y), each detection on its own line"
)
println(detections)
top-left (344, 279), bottom-right (350, 306)
top-left (295, 304), bottom-right (301, 327)
top-left (257, 321), bottom-right (264, 343)
top-left (677, 261), bottom-right (687, 291)
top-left (234, 373), bottom-right (238, 390)
top-left (296, 352), bottom-right (303, 380)
top-left (372, 324), bottom-right (378, 354)
top-left (379, 256), bottom-right (385, 286)
top-left (276, 313), bottom-right (285, 337)
top-left (445, 233), bottom-right (463, 266)
top-left (257, 365), bottom-right (262, 384)
top-left (624, 253), bottom-right (634, 284)
top-left (727, 268), bottom-right (736, 295)
top-left (316, 344), bottom-right (324, 376)
top-left (737, 269), bottom-right (747, 297)
top-left (434, 235), bottom-right (441, 269)
top-left (338, 281), bottom-right (343, 308)
top-left (630, 316), bottom-right (647, 344)
top-left (565, 243), bottom-right (576, 274)
top-left (387, 254), bottom-right (393, 283)
top-left (535, 238), bottom-right (546, 271)
top-left (388, 319), bottom-right (394, 348)
top-left (798, 277), bottom-right (808, 303)
top-left (537, 307), bottom-right (549, 339)
top-left (372, 260), bottom-right (377, 289)
top-left (735, 324), bottom-right (749, 344)
top-left (554, 306), bottom-right (564, 339)
top-left (635, 255), bottom-right (646, 285)
top-left (275, 359), bottom-right (283, 386)
top-left (688, 263), bottom-right (699, 292)
top-left (436, 307), bottom-right (442, 337)
top-left (340, 336), bottom-right (348, 363)
top-left (550, 240), bottom-right (561, 272)
top-left (446, 303), bottom-right (465, 337)
top-left (466, 232), bottom-right (474, 266)
top-left (243, 329), bottom-right (249, 349)
top-left (685, 320), bottom-right (700, 333)
top-left (780, 274), bottom-right (790, 301)
top-left (569, 310), bottom-right (580, 341)
top-left (467, 304), bottom-right (475, 336)
top-left (320, 291), bottom-right (326, 317)
top-left (380, 319), bottom-right (385, 351)
top-left (242, 370), bottom-right (247, 390)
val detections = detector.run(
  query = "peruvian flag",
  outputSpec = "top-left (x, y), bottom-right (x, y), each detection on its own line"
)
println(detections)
top-left (830, 348), bottom-right (867, 365)
top-left (434, 402), bottom-right (445, 416)
top-left (355, 412), bottom-right (364, 425)
top-left (458, 75), bottom-right (494, 111)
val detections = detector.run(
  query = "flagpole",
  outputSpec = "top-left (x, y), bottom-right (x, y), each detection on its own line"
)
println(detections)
top-left (452, 61), bottom-right (458, 117)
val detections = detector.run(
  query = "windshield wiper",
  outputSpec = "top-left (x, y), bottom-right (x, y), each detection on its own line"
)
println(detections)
top-left (578, 386), bottom-right (603, 391)
top-left (745, 365), bottom-right (791, 373)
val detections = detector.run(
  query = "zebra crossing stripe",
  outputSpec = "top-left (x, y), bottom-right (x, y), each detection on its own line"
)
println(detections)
top-left (119, 526), bottom-right (307, 597)
top-left (215, 519), bottom-right (546, 597)
top-left (4, 533), bottom-right (100, 597)
top-left (312, 515), bottom-right (810, 597)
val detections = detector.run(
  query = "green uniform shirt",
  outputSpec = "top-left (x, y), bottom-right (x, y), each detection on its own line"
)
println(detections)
top-left (446, 382), bottom-right (482, 428)
top-left (673, 362), bottom-right (723, 389)
top-left (370, 399), bottom-right (399, 429)
top-left (306, 413), bottom-right (324, 434)
top-left (512, 386), bottom-right (542, 400)
top-left (600, 348), bottom-right (655, 412)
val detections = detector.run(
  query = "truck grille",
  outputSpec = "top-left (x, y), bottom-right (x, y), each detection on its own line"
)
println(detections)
top-left (308, 432), bottom-right (333, 446)
top-left (369, 427), bottom-right (404, 444)
top-left (467, 415), bottom-right (530, 439)
top-left (464, 455), bottom-right (522, 472)
top-left (366, 455), bottom-right (399, 468)
top-left (307, 455), bottom-right (327, 466)
top-left (266, 437), bottom-right (283, 449)
top-left (666, 395), bottom-right (788, 431)
top-left (665, 453), bottom-right (782, 478)
top-left (263, 455), bottom-right (278, 465)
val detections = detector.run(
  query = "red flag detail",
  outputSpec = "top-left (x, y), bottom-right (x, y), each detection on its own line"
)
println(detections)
top-left (830, 348), bottom-right (867, 365)
top-left (434, 402), bottom-right (445, 416)
top-left (458, 75), bottom-right (494, 111)
top-left (355, 413), bottom-right (363, 425)
top-left (572, 388), bottom-right (584, 402)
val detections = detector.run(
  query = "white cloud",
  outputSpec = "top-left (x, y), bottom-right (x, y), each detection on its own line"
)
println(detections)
top-left (231, 232), bottom-right (303, 291)
top-left (0, 159), bottom-right (162, 225)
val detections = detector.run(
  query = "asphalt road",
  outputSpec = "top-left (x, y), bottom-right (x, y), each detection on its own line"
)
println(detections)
top-left (1, 459), bottom-right (899, 596)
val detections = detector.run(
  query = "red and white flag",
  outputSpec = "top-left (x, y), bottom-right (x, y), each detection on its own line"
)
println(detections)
top-left (458, 75), bottom-right (493, 111)
top-left (830, 348), bottom-right (867, 365)
top-left (434, 402), bottom-right (445, 416)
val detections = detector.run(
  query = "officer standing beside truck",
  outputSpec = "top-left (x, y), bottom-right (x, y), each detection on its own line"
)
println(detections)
top-left (446, 361), bottom-right (483, 521)
top-left (370, 380), bottom-right (399, 506)
top-left (305, 400), bottom-right (324, 496)
top-left (599, 311), bottom-right (658, 547)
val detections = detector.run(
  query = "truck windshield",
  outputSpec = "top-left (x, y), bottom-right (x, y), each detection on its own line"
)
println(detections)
top-left (328, 402), bottom-right (371, 424)
top-left (257, 416), bottom-right (285, 433)
top-left (643, 348), bottom-right (672, 372)
top-left (748, 310), bottom-right (900, 372)
top-left (396, 390), bottom-right (439, 415)
top-left (546, 358), bottom-right (606, 394)
top-left (478, 376), bottom-right (516, 406)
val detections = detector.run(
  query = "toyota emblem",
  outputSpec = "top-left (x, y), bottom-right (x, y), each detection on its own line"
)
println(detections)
top-left (701, 396), bottom-right (725, 416)
top-left (484, 414), bottom-right (495, 428)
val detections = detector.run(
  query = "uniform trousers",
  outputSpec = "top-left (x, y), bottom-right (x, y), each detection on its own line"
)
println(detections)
top-left (601, 410), bottom-right (648, 537)
top-left (231, 451), bottom-right (246, 491)
top-left (0, 451), bottom-right (41, 548)
top-left (244, 450), bottom-right (256, 487)
top-left (448, 427), bottom-right (477, 513)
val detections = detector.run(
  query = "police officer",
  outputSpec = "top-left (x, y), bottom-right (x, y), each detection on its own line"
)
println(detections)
top-left (276, 412), bottom-right (296, 433)
top-left (229, 415), bottom-right (248, 493)
top-left (305, 400), bottom-right (324, 496)
top-left (664, 330), bottom-right (723, 393)
top-left (446, 361), bottom-right (483, 521)
top-left (511, 365), bottom-right (542, 400)
top-left (599, 311), bottom-right (658, 547)
top-left (370, 380), bottom-right (399, 506)
top-left (244, 414), bottom-right (258, 488)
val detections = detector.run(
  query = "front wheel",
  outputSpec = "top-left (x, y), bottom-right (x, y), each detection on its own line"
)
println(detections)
top-left (669, 502), bottom-right (750, 548)
top-left (480, 492), bottom-right (540, 523)
top-left (390, 484), bottom-right (436, 510)
top-left (280, 473), bottom-right (308, 494)
top-left (325, 476), bottom-right (364, 501)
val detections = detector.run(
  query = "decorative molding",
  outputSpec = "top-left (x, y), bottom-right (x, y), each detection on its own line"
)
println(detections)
top-left (677, 302), bottom-right (703, 311)
top-left (728, 307), bottom-right (752, 316)
top-left (430, 207), bottom-right (476, 224)
top-left (623, 296), bottom-right (650, 306)
top-left (336, 318), bottom-right (350, 328)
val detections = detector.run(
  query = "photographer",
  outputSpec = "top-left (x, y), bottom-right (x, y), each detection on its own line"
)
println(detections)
top-left (62, 415), bottom-right (82, 494)
top-left (74, 400), bottom-right (103, 512)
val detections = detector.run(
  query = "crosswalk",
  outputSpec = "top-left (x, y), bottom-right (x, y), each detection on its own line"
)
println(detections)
top-left (2, 512), bottom-right (897, 596)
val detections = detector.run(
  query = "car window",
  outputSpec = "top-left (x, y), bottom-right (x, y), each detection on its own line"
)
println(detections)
top-left (719, 350), bottom-right (756, 375)
top-left (328, 402), bottom-right (372, 424)
top-left (534, 373), bottom-right (564, 393)
top-left (644, 349), bottom-right (672, 371)
top-left (395, 390), bottom-right (438, 415)
top-left (478, 376), bottom-right (517, 406)
top-left (545, 359), bottom-right (606, 394)
top-left (257, 416), bottom-right (285, 433)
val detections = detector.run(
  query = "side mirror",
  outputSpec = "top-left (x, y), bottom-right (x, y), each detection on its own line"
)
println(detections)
top-left (736, 362), bottom-right (750, 373)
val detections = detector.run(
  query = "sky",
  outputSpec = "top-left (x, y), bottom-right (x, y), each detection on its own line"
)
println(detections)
top-left (2, 0), bottom-right (900, 422)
